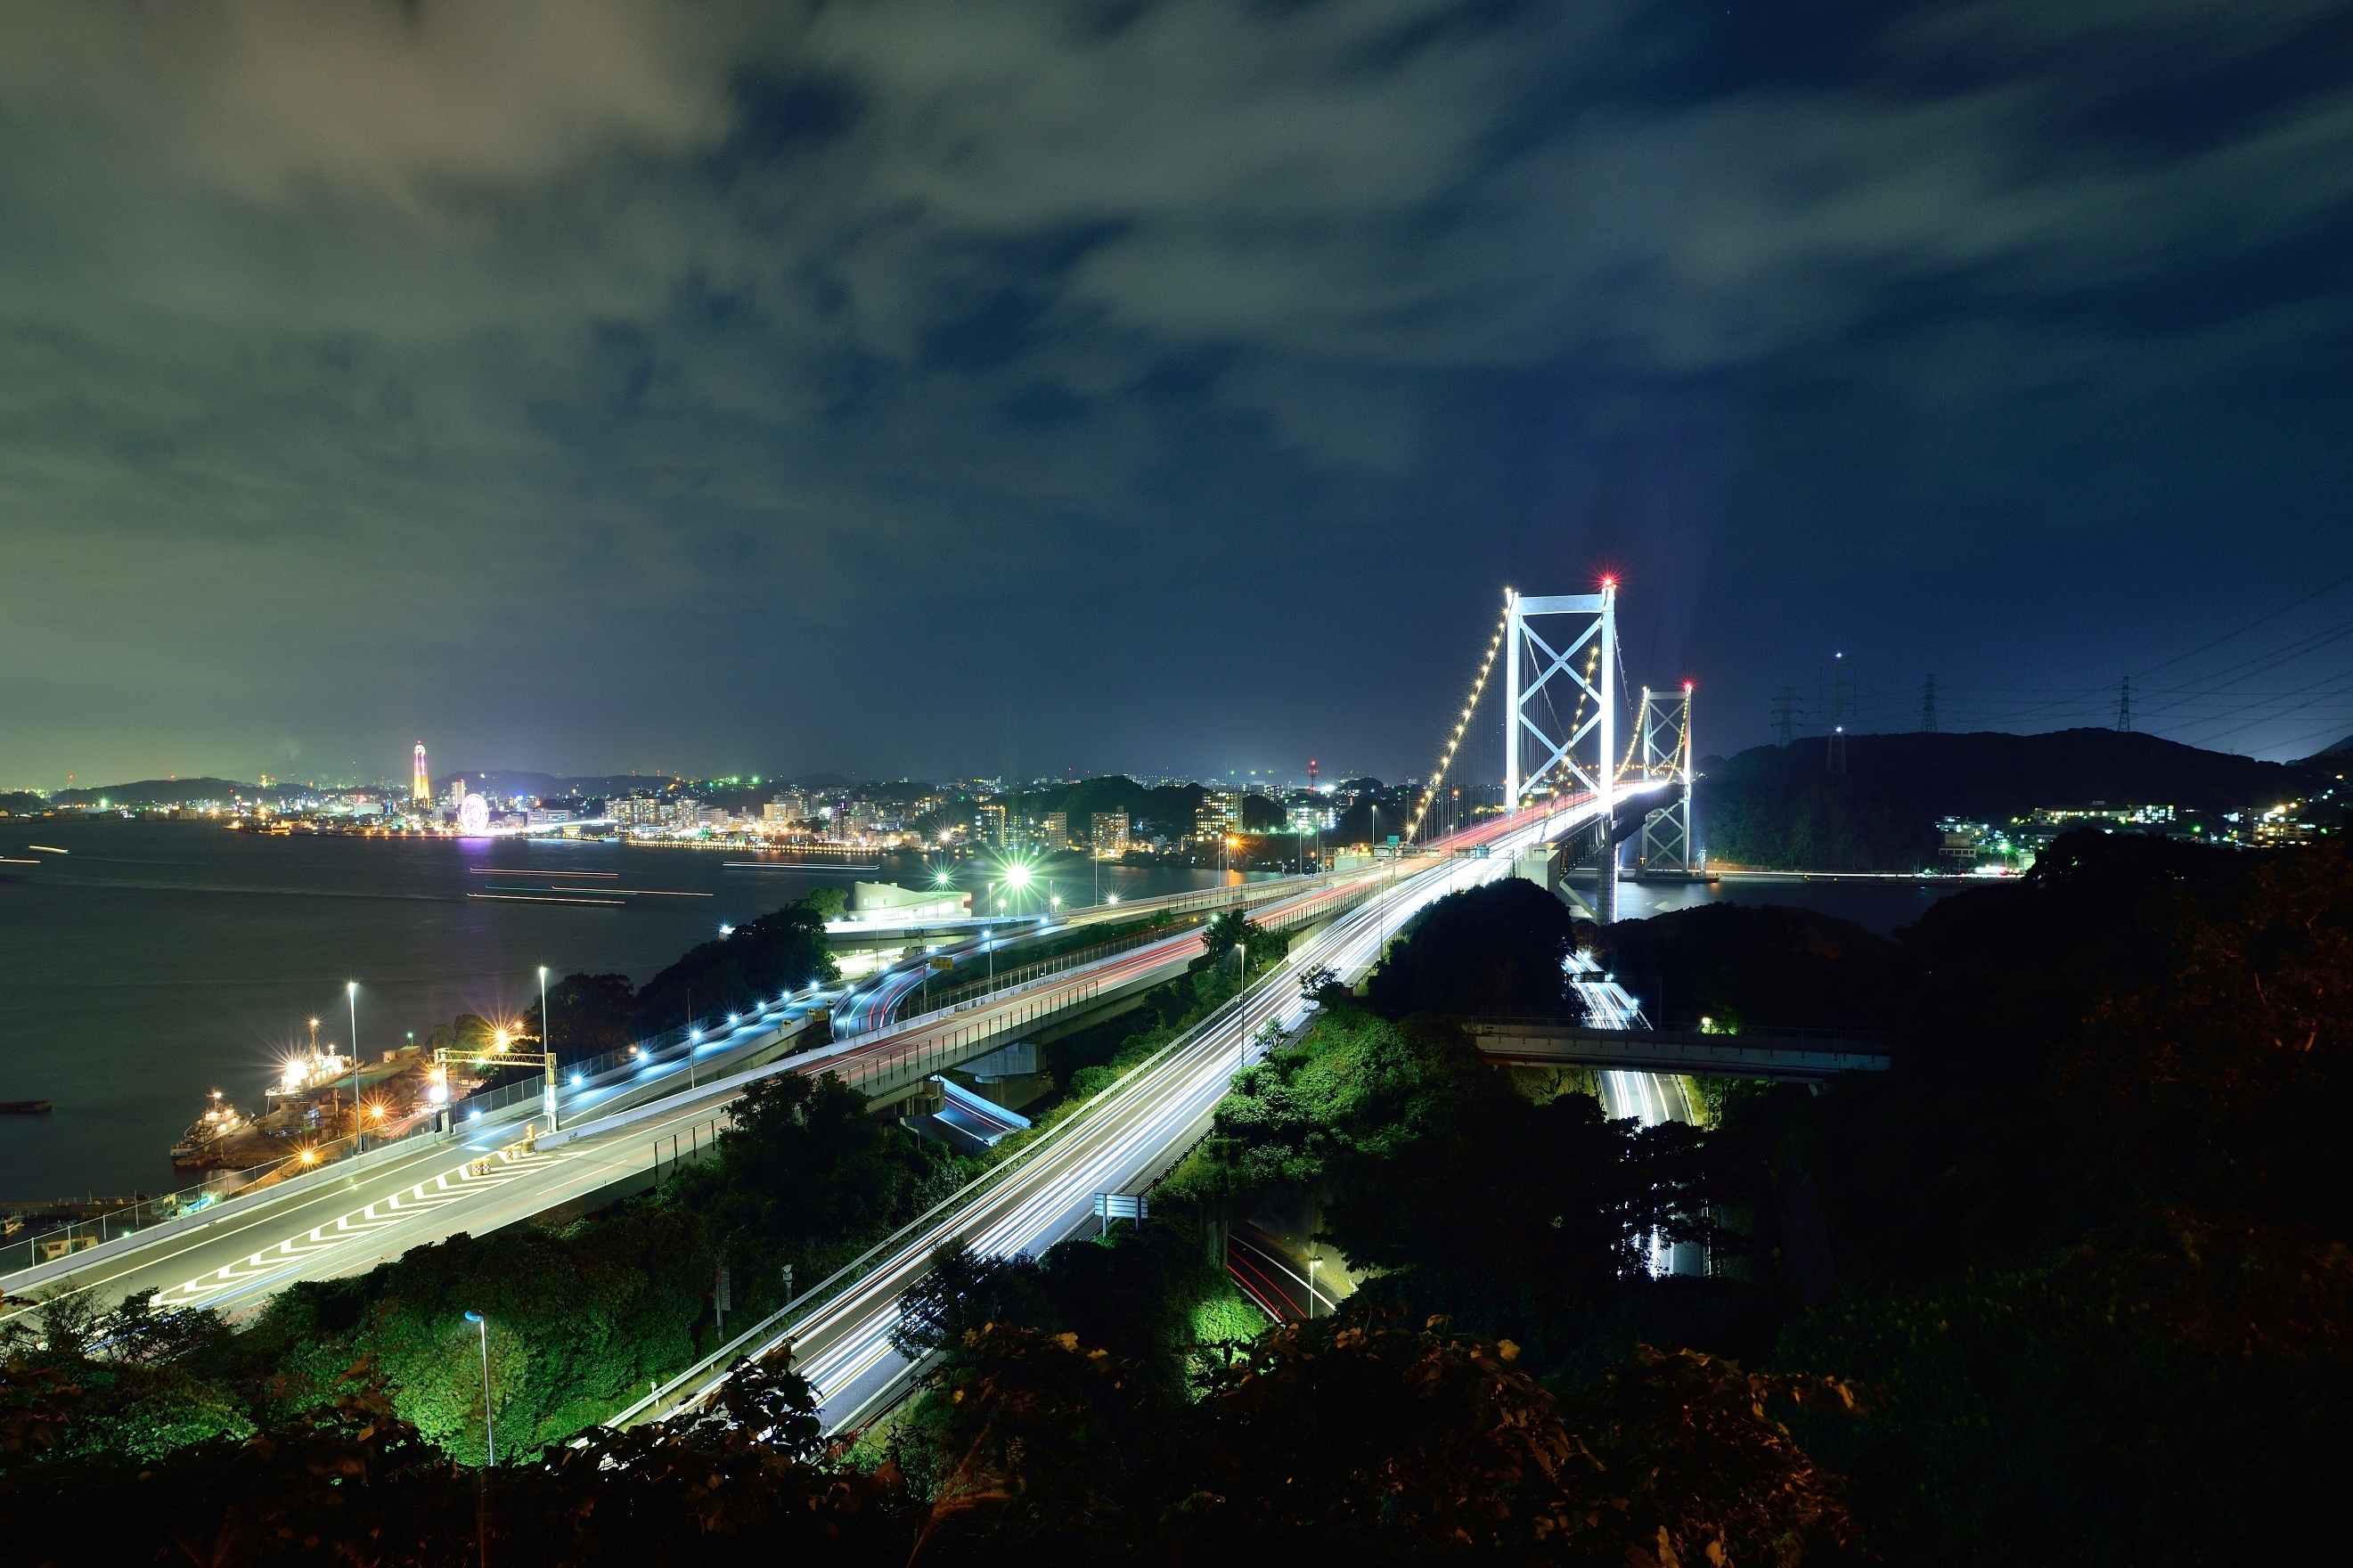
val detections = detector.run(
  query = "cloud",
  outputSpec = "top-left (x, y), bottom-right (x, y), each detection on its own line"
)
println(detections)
top-left (1, 0), bottom-right (2349, 779)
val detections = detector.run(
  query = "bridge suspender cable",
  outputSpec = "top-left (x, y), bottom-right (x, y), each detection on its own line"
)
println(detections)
top-left (1409, 602), bottom-right (1512, 843)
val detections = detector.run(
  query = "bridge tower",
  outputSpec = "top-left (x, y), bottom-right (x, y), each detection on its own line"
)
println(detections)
top-left (1635, 684), bottom-right (1695, 877)
top-left (1503, 580), bottom-right (1619, 919)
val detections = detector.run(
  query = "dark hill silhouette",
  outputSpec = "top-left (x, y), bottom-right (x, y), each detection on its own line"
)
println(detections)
top-left (50, 776), bottom-right (272, 805)
top-left (1697, 728), bottom-right (2325, 870)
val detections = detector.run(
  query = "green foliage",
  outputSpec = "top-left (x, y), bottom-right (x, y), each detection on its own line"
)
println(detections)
top-left (1188, 1279), bottom-right (1269, 1349)
top-left (633, 890), bottom-right (841, 1033)
top-left (1174, 1006), bottom-right (1476, 1196)
top-left (911, 1311), bottom-right (1859, 1564)
top-left (1065, 1064), bottom-right (1116, 1098)
top-left (1593, 902), bottom-right (1894, 1032)
top-left (895, 1221), bottom-right (1230, 1401)
top-left (1778, 1214), bottom-right (2353, 1565)
top-left (664, 1070), bottom-right (974, 1324)
top-left (0, 1351), bottom-right (914, 1567)
top-left (1363, 877), bottom-right (1585, 1019)
top-left (1193, 910), bottom-right (1273, 975)
top-left (248, 1204), bottom-right (714, 1463)
top-left (0, 1291), bottom-right (254, 1466)
top-left (522, 970), bottom-right (635, 1060)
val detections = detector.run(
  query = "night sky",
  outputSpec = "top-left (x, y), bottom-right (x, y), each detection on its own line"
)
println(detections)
top-left (4, 1), bottom-right (2350, 788)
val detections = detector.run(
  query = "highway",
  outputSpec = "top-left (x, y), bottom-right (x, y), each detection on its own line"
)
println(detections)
top-left (617, 785), bottom-right (1672, 1432)
top-left (0, 860), bottom-right (1407, 1320)
top-left (1, 788), bottom-right (1676, 1412)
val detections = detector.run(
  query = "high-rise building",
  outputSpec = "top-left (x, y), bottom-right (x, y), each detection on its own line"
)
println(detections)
top-left (1091, 810), bottom-right (1129, 856)
top-left (1193, 790), bottom-right (1238, 846)
top-left (1044, 810), bottom-right (1072, 852)
top-left (976, 801), bottom-right (1007, 848)
top-left (411, 743), bottom-right (430, 804)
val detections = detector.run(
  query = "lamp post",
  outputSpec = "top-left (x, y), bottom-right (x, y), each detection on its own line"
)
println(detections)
top-left (464, 1310), bottom-right (494, 1462)
top-left (463, 1309), bottom-right (493, 1567)
top-left (346, 982), bottom-right (360, 1152)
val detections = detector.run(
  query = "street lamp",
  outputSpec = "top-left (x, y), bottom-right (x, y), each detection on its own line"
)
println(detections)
top-left (347, 982), bottom-right (360, 1153)
top-left (462, 1311), bottom-right (494, 1464)
top-left (1308, 1255), bottom-right (1321, 1320)
top-left (463, 1308), bottom-right (493, 1566)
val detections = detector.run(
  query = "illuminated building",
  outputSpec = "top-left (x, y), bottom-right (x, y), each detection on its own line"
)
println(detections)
top-left (1091, 810), bottom-right (1129, 856)
top-left (1044, 810), bottom-right (1071, 852)
top-left (411, 742), bottom-right (430, 804)
top-left (1193, 790), bottom-right (1238, 846)
top-left (976, 801), bottom-right (1007, 848)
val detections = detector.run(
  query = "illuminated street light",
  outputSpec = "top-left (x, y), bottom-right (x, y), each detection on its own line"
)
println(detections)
top-left (463, 1311), bottom-right (495, 1466)
top-left (346, 982), bottom-right (361, 1153)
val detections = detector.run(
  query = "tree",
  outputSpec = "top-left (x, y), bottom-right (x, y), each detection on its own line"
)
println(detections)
top-left (911, 1311), bottom-right (1859, 1564)
top-left (633, 892), bottom-right (841, 1033)
top-left (666, 1071), bottom-right (970, 1319)
top-left (521, 971), bottom-right (636, 1061)
top-left (1364, 878), bottom-right (1585, 1020)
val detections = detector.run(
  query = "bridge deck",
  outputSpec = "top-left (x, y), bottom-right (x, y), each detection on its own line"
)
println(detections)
top-left (1468, 1019), bottom-right (1889, 1080)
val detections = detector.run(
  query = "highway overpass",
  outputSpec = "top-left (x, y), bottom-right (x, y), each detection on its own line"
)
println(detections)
top-left (1468, 1018), bottom-right (1891, 1080)
top-left (1, 783), bottom-right (1681, 1433)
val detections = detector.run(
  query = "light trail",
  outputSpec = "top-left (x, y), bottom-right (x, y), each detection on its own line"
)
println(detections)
top-left (624, 788), bottom-right (1671, 1433)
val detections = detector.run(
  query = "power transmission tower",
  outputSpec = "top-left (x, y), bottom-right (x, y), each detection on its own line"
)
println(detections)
top-left (2116, 677), bottom-right (2132, 732)
top-left (1921, 674), bottom-right (1937, 733)
top-left (1771, 687), bottom-right (1801, 747)
top-left (1825, 654), bottom-right (1851, 775)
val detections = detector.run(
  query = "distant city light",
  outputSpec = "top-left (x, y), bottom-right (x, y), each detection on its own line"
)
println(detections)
top-left (718, 923), bottom-right (735, 936)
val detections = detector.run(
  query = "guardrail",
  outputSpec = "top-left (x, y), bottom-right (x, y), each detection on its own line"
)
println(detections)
top-left (0, 1115), bottom-right (451, 1280)
top-left (606, 964), bottom-right (1282, 1433)
top-left (1, 994), bottom-right (828, 1286)
top-left (1464, 1017), bottom-right (1891, 1081)
top-left (893, 919), bottom-right (1199, 1022)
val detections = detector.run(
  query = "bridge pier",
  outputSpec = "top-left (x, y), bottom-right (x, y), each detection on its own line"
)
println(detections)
top-left (1596, 816), bottom-right (1618, 924)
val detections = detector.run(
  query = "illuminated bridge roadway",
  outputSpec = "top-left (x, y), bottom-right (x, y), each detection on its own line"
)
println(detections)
top-left (0, 787), bottom-right (1687, 1424)
top-left (0, 861), bottom-right (1401, 1323)
top-left (608, 782), bottom-right (1679, 1433)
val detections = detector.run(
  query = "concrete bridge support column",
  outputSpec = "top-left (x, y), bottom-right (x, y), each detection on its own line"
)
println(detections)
top-left (1596, 817), bottom-right (1619, 925)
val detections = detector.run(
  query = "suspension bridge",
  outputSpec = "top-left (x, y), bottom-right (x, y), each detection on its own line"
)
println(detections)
top-left (4, 580), bottom-right (1749, 1429)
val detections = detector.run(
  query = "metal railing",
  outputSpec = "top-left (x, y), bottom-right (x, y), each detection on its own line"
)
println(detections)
top-left (1, 998), bottom-right (823, 1285)
top-left (609, 968), bottom-right (1279, 1433)
top-left (0, 1115), bottom-right (445, 1278)
top-left (1465, 1012), bottom-right (1890, 1052)
top-left (887, 919), bottom-right (1198, 1024)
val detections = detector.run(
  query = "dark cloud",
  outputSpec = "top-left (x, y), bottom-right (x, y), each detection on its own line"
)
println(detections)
top-left (2, 0), bottom-right (2349, 786)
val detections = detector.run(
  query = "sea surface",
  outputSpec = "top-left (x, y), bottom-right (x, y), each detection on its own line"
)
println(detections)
top-left (0, 819), bottom-right (1239, 1201)
top-left (0, 820), bottom-right (1972, 1201)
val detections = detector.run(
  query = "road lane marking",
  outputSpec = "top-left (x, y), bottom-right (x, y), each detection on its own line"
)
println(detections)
top-left (155, 1148), bottom-right (566, 1307)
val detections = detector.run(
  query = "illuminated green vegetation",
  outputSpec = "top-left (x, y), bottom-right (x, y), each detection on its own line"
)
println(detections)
top-left (4, 836), bottom-right (2346, 1564)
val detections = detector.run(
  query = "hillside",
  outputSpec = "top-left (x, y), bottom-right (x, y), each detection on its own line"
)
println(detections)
top-left (1697, 728), bottom-right (2325, 871)
top-left (48, 776), bottom-right (272, 806)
